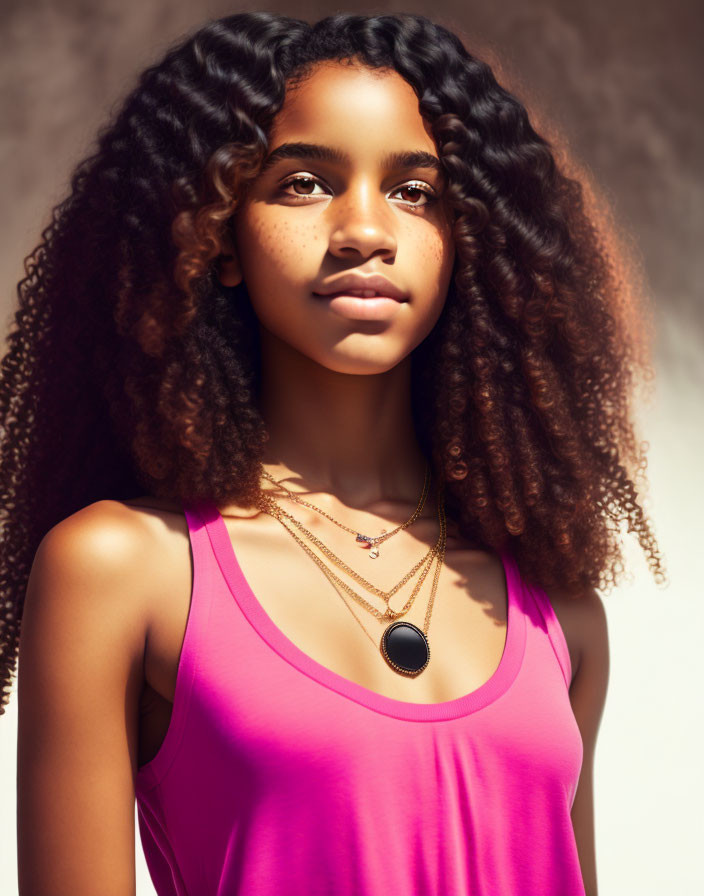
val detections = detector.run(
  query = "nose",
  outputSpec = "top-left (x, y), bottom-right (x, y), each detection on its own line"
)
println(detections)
top-left (327, 179), bottom-right (397, 261)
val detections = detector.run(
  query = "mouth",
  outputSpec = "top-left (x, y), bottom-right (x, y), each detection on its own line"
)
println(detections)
top-left (312, 274), bottom-right (408, 303)
top-left (312, 291), bottom-right (406, 321)
top-left (313, 290), bottom-right (404, 300)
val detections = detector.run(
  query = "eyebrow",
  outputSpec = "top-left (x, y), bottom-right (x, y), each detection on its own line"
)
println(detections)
top-left (259, 141), bottom-right (444, 176)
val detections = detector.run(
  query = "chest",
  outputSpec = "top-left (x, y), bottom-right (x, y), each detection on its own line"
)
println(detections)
top-left (137, 513), bottom-right (577, 767)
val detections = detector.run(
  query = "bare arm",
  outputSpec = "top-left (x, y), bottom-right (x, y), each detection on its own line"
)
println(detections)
top-left (567, 587), bottom-right (610, 896)
top-left (16, 501), bottom-right (150, 896)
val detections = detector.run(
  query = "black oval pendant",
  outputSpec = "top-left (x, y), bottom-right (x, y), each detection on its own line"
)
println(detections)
top-left (380, 621), bottom-right (430, 676)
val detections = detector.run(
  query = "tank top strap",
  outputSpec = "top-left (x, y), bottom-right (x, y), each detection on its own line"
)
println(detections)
top-left (183, 500), bottom-right (239, 589)
top-left (181, 499), bottom-right (232, 616)
top-left (519, 572), bottom-right (573, 691)
top-left (135, 499), bottom-right (217, 793)
top-left (182, 500), bottom-right (216, 560)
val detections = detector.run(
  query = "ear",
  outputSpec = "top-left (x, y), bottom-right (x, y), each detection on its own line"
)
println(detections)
top-left (218, 253), bottom-right (243, 288)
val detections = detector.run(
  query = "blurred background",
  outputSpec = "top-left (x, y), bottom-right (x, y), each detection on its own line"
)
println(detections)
top-left (1, 1), bottom-right (701, 893)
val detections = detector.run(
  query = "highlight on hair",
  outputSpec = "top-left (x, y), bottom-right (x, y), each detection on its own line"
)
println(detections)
top-left (0, 11), bottom-right (666, 713)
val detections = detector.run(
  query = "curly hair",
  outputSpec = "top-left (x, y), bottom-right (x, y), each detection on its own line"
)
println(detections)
top-left (0, 11), bottom-right (666, 714)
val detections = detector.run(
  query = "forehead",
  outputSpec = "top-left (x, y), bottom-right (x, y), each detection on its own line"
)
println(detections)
top-left (269, 62), bottom-right (437, 157)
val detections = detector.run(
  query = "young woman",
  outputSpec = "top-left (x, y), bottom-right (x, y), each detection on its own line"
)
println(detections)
top-left (4, 11), bottom-right (664, 896)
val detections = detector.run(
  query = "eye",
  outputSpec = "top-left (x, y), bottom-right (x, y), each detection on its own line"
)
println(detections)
top-left (278, 175), bottom-right (328, 199)
top-left (392, 181), bottom-right (438, 208)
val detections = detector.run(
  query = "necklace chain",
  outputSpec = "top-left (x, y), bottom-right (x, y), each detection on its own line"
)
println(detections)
top-left (260, 461), bottom-right (431, 556)
top-left (256, 480), bottom-right (447, 637)
top-left (256, 491), bottom-right (440, 603)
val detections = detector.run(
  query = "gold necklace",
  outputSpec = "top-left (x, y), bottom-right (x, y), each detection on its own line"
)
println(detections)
top-left (256, 493), bottom-right (439, 605)
top-left (258, 494), bottom-right (441, 618)
top-left (260, 460), bottom-right (431, 559)
top-left (256, 481), bottom-right (447, 677)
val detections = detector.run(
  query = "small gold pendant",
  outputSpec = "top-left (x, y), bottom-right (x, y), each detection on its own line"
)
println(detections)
top-left (357, 529), bottom-right (386, 558)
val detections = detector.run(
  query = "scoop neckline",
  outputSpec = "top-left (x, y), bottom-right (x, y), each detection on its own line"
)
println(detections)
top-left (199, 500), bottom-right (527, 722)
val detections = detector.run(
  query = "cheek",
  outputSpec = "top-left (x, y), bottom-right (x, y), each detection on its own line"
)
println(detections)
top-left (237, 211), bottom-right (324, 291)
top-left (412, 224), bottom-right (455, 301)
top-left (419, 230), bottom-right (450, 272)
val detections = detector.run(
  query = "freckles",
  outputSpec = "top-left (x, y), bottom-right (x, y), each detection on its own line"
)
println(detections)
top-left (417, 231), bottom-right (447, 267)
top-left (257, 219), bottom-right (319, 271)
top-left (402, 209), bottom-right (453, 268)
top-left (254, 219), bottom-right (291, 262)
top-left (277, 219), bottom-right (322, 254)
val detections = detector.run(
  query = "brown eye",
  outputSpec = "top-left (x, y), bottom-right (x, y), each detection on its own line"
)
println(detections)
top-left (390, 183), bottom-right (436, 207)
top-left (396, 186), bottom-right (424, 203)
top-left (279, 175), bottom-right (327, 197)
top-left (289, 177), bottom-right (315, 195)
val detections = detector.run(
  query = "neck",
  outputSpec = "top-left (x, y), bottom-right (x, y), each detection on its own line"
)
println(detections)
top-left (256, 329), bottom-right (429, 510)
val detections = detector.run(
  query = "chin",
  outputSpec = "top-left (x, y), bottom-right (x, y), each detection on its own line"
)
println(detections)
top-left (310, 345), bottom-right (414, 376)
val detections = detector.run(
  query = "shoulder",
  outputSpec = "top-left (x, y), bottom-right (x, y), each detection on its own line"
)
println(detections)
top-left (36, 499), bottom-right (151, 587)
top-left (20, 498), bottom-right (164, 697)
top-left (38, 496), bottom-right (180, 574)
top-left (543, 585), bottom-right (609, 689)
top-left (540, 584), bottom-right (610, 728)
top-left (564, 587), bottom-right (609, 706)
top-left (30, 496), bottom-right (186, 635)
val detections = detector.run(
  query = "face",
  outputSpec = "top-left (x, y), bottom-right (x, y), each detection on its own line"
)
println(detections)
top-left (228, 60), bottom-right (456, 374)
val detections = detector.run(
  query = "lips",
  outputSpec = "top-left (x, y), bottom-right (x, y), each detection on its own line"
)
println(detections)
top-left (313, 273), bottom-right (408, 302)
top-left (324, 290), bottom-right (387, 299)
top-left (318, 293), bottom-right (405, 322)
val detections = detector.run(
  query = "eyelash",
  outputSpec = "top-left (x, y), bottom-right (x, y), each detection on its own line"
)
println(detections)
top-left (278, 174), bottom-right (438, 208)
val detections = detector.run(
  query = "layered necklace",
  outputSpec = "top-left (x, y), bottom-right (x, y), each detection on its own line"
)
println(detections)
top-left (255, 462), bottom-right (446, 677)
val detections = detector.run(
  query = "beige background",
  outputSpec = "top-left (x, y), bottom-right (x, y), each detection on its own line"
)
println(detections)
top-left (1, 1), bottom-right (701, 893)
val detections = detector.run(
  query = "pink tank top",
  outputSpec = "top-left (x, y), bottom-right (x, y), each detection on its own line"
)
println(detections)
top-left (135, 501), bottom-right (585, 895)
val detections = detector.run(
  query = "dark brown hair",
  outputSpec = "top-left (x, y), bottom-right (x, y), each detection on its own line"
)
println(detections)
top-left (0, 11), bottom-right (666, 713)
